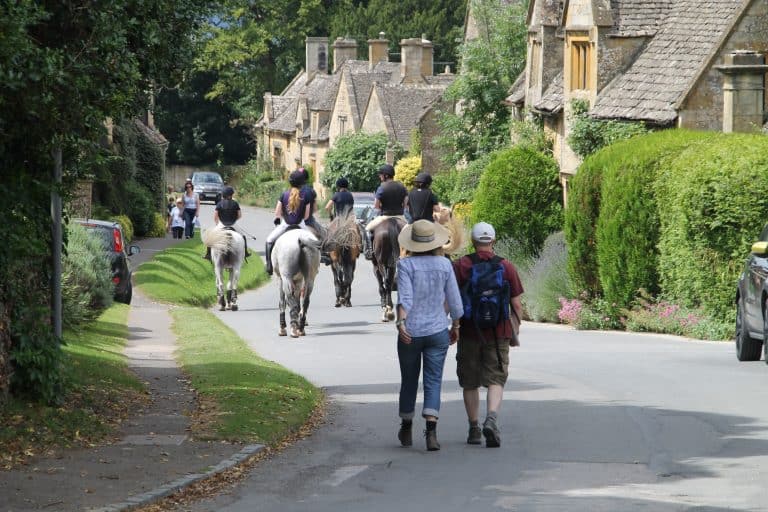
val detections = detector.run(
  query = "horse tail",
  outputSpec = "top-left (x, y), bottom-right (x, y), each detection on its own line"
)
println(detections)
top-left (441, 215), bottom-right (465, 256)
top-left (202, 227), bottom-right (228, 250)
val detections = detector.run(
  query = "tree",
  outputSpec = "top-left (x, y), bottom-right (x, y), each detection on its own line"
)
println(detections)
top-left (0, 0), bottom-right (209, 403)
top-left (437, 0), bottom-right (528, 166)
top-left (321, 132), bottom-right (403, 192)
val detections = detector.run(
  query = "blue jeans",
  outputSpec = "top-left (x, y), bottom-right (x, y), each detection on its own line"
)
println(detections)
top-left (397, 329), bottom-right (450, 420)
top-left (183, 208), bottom-right (197, 238)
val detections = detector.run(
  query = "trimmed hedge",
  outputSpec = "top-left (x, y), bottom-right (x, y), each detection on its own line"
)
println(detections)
top-left (595, 130), bottom-right (712, 308)
top-left (566, 129), bottom-right (768, 323)
top-left (394, 156), bottom-right (421, 189)
top-left (471, 146), bottom-right (561, 256)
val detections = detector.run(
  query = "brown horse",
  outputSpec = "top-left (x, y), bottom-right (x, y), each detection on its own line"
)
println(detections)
top-left (371, 216), bottom-right (406, 321)
top-left (323, 211), bottom-right (361, 307)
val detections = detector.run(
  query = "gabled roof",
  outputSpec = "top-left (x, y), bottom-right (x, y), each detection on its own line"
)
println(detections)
top-left (133, 118), bottom-right (168, 146)
top-left (591, 0), bottom-right (745, 123)
top-left (265, 72), bottom-right (340, 134)
top-left (527, 0), bottom-right (563, 26)
top-left (533, 71), bottom-right (563, 114)
top-left (609, 0), bottom-right (673, 37)
top-left (370, 84), bottom-right (448, 149)
top-left (504, 71), bottom-right (527, 105)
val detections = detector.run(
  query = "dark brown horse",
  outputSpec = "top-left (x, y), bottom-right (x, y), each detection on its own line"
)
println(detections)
top-left (324, 211), bottom-right (361, 307)
top-left (371, 216), bottom-right (405, 321)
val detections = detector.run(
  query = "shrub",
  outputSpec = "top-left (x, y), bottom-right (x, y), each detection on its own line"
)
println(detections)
top-left (147, 212), bottom-right (167, 238)
top-left (518, 232), bottom-right (573, 322)
top-left (654, 132), bottom-right (768, 321)
top-left (471, 145), bottom-right (562, 257)
top-left (110, 214), bottom-right (133, 243)
top-left (451, 154), bottom-right (492, 205)
top-left (431, 170), bottom-right (455, 205)
top-left (394, 156), bottom-right (422, 189)
top-left (452, 202), bottom-right (472, 221)
top-left (624, 291), bottom-right (732, 340)
top-left (558, 296), bottom-right (622, 330)
top-left (62, 223), bottom-right (114, 327)
top-left (322, 132), bottom-right (404, 192)
top-left (567, 99), bottom-right (649, 158)
top-left (122, 180), bottom-right (154, 236)
top-left (595, 130), bottom-right (709, 309)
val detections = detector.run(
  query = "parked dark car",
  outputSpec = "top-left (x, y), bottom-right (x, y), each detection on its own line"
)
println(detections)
top-left (735, 223), bottom-right (768, 361)
top-left (191, 171), bottom-right (224, 203)
top-left (73, 219), bottom-right (140, 304)
top-left (351, 192), bottom-right (376, 227)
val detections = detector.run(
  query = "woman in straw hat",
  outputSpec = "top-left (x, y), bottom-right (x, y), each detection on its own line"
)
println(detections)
top-left (394, 220), bottom-right (463, 451)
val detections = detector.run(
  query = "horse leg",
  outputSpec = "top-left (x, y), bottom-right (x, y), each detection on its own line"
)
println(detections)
top-left (229, 263), bottom-right (240, 311)
top-left (278, 279), bottom-right (288, 336)
top-left (298, 278), bottom-right (314, 336)
top-left (384, 265), bottom-right (396, 321)
top-left (332, 263), bottom-right (343, 307)
top-left (345, 258), bottom-right (356, 307)
top-left (214, 261), bottom-right (226, 311)
top-left (288, 279), bottom-right (302, 338)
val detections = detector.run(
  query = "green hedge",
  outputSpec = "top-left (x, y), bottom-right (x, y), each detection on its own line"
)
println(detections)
top-left (654, 133), bottom-right (768, 321)
top-left (566, 129), bottom-right (768, 323)
top-left (471, 145), bottom-right (561, 256)
top-left (595, 130), bottom-right (712, 308)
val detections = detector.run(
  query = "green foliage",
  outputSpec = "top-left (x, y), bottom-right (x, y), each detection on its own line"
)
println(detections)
top-left (122, 181), bottom-right (155, 237)
top-left (62, 224), bottom-right (114, 328)
top-left (430, 171), bottom-right (456, 205)
top-left (510, 115), bottom-right (552, 155)
top-left (110, 215), bottom-right (134, 244)
top-left (519, 232), bottom-right (574, 322)
top-left (654, 132), bottom-right (768, 321)
top-left (321, 132), bottom-right (403, 192)
top-left (155, 71), bottom-right (254, 165)
top-left (471, 146), bottom-right (562, 256)
top-left (594, 131), bottom-right (706, 309)
top-left (437, 0), bottom-right (528, 166)
top-left (451, 153), bottom-right (492, 204)
top-left (147, 213), bottom-right (168, 238)
top-left (395, 156), bottom-right (422, 189)
top-left (408, 129), bottom-right (422, 157)
top-left (567, 99), bottom-right (650, 159)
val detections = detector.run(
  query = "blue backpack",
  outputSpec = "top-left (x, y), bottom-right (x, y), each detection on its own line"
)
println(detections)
top-left (461, 254), bottom-right (510, 331)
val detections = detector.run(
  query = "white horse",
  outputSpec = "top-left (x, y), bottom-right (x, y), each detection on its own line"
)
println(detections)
top-left (202, 227), bottom-right (246, 311)
top-left (272, 228), bottom-right (321, 337)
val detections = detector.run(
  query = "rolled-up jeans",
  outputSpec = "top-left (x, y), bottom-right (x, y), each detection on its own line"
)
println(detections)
top-left (397, 328), bottom-right (450, 420)
top-left (183, 208), bottom-right (197, 238)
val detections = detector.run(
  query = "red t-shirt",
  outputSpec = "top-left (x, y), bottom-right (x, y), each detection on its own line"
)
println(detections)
top-left (453, 250), bottom-right (524, 340)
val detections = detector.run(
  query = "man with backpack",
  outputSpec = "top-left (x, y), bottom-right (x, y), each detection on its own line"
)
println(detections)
top-left (453, 222), bottom-right (524, 448)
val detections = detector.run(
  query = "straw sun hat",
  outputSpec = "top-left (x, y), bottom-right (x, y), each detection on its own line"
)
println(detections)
top-left (398, 219), bottom-right (450, 253)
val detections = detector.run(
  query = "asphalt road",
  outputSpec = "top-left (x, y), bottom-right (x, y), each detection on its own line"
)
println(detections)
top-left (189, 202), bottom-right (768, 512)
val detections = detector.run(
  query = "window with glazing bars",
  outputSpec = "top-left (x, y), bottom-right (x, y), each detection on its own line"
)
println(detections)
top-left (570, 40), bottom-right (591, 90)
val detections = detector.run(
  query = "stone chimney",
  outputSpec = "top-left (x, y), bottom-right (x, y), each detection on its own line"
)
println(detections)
top-left (263, 93), bottom-right (273, 125)
top-left (716, 51), bottom-right (768, 133)
top-left (400, 37), bottom-right (425, 84)
top-left (332, 37), bottom-right (358, 73)
top-left (368, 32), bottom-right (389, 70)
top-left (305, 37), bottom-right (329, 78)
top-left (421, 34), bottom-right (434, 77)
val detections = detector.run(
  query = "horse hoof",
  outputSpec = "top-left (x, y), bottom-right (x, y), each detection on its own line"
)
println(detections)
top-left (219, 305), bottom-right (226, 311)
top-left (387, 311), bottom-right (395, 321)
top-left (290, 328), bottom-right (300, 338)
top-left (279, 328), bottom-right (287, 336)
top-left (231, 304), bottom-right (238, 311)
top-left (335, 301), bottom-right (341, 308)
top-left (345, 302), bottom-right (352, 308)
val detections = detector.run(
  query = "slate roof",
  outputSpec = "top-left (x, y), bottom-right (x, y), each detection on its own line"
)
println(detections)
top-left (505, 71), bottom-right (527, 105)
top-left (610, 0), bottom-right (672, 36)
top-left (591, 0), bottom-right (745, 123)
top-left (133, 118), bottom-right (168, 146)
top-left (373, 85), bottom-right (448, 149)
top-left (266, 72), bottom-right (340, 134)
top-left (528, 0), bottom-right (563, 26)
top-left (534, 71), bottom-right (563, 113)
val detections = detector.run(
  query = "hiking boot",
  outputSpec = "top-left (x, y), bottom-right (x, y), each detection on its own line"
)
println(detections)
top-left (482, 416), bottom-right (501, 448)
top-left (398, 420), bottom-right (412, 447)
top-left (467, 424), bottom-right (482, 445)
top-left (425, 429), bottom-right (440, 451)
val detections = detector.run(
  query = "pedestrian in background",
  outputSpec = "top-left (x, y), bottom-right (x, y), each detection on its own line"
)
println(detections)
top-left (395, 219), bottom-right (463, 451)
top-left (181, 181), bottom-right (200, 239)
top-left (453, 222), bottom-right (524, 448)
top-left (167, 198), bottom-right (184, 239)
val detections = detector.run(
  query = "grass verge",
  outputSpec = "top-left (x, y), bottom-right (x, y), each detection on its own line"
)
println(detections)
top-left (0, 304), bottom-right (146, 469)
top-left (134, 236), bottom-right (268, 307)
top-left (170, 307), bottom-right (321, 444)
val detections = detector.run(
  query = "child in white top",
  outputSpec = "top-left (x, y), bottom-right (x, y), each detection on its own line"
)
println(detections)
top-left (167, 199), bottom-right (185, 239)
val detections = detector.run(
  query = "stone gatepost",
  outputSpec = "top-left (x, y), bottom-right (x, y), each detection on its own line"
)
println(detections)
top-left (716, 51), bottom-right (768, 133)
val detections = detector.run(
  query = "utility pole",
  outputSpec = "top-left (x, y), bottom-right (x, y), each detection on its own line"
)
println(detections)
top-left (51, 147), bottom-right (62, 339)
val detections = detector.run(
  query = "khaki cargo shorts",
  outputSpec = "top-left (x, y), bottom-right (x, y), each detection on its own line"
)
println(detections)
top-left (456, 338), bottom-right (510, 389)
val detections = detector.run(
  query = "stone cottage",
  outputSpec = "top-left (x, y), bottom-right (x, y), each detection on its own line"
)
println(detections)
top-left (507, 0), bottom-right (768, 191)
top-left (256, 34), bottom-right (455, 194)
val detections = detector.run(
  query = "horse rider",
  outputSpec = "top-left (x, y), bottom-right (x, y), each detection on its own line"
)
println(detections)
top-left (324, 176), bottom-right (354, 220)
top-left (202, 186), bottom-right (250, 261)
top-left (264, 170), bottom-right (311, 275)
top-left (363, 163), bottom-right (408, 260)
top-left (407, 172), bottom-right (441, 223)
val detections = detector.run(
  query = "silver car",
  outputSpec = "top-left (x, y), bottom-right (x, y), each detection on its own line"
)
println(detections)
top-left (191, 171), bottom-right (224, 203)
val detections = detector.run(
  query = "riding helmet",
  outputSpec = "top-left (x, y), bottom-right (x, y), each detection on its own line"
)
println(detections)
top-left (414, 172), bottom-right (432, 186)
top-left (336, 177), bottom-right (349, 188)
top-left (378, 164), bottom-right (395, 178)
top-left (289, 170), bottom-right (304, 187)
top-left (222, 186), bottom-right (235, 197)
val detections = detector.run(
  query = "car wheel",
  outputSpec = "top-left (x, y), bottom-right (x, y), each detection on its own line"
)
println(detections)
top-left (116, 282), bottom-right (132, 305)
top-left (736, 297), bottom-right (761, 361)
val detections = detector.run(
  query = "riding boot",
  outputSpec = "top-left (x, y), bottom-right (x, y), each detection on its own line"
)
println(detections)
top-left (244, 237), bottom-right (251, 258)
top-left (363, 230), bottom-right (373, 260)
top-left (202, 246), bottom-right (211, 260)
top-left (264, 241), bottom-right (274, 275)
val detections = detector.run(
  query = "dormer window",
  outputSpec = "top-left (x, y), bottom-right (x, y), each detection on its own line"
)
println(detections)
top-left (568, 34), bottom-right (592, 91)
top-left (338, 115), bottom-right (347, 135)
top-left (311, 112), bottom-right (319, 140)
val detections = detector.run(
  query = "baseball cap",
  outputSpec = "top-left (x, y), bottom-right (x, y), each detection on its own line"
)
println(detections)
top-left (471, 222), bottom-right (496, 243)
